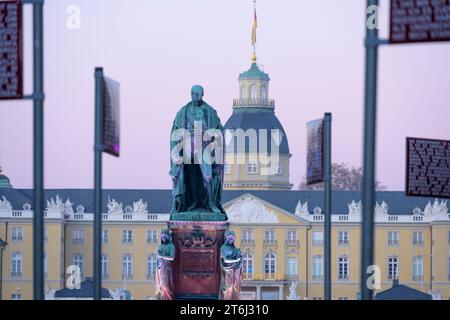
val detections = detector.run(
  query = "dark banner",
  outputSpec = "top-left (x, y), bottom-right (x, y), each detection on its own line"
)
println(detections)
top-left (390, 0), bottom-right (450, 43)
top-left (0, 1), bottom-right (22, 99)
top-left (406, 137), bottom-right (450, 199)
top-left (306, 118), bottom-right (324, 185)
top-left (103, 76), bottom-right (120, 157)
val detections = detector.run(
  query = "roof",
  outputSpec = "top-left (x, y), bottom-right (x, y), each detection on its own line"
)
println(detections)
top-left (224, 108), bottom-right (290, 154)
top-left (374, 280), bottom-right (432, 300)
top-left (239, 63), bottom-right (270, 81)
top-left (54, 278), bottom-right (111, 299)
top-left (1, 189), bottom-right (439, 216)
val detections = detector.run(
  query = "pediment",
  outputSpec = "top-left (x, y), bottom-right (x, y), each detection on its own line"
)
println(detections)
top-left (224, 193), bottom-right (309, 225)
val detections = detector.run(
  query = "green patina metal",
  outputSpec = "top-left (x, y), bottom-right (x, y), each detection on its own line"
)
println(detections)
top-left (238, 63), bottom-right (270, 81)
top-left (169, 85), bottom-right (227, 222)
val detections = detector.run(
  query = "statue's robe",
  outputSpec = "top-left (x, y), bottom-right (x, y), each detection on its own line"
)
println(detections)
top-left (170, 101), bottom-right (225, 215)
top-left (155, 243), bottom-right (175, 300)
top-left (219, 243), bottom-right (243, 300)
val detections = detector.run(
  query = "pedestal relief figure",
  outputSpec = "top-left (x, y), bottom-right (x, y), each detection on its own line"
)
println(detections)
top-left (155, 229), bottom-right (175, 300)
top-left (219, 230), bottom-right (243, 300)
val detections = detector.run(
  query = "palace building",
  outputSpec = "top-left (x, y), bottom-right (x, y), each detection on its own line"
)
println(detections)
top-left (1, 59), bottom-right (449, 300)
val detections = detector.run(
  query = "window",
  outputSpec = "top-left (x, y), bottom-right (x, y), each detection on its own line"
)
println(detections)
top-left (102, 254), bottom-right (109, 279)
top-left (264, 229), bottom-right (276, 243)
top-left (312, 255), bottom-right (323, 281)
top-left (147, 230), bottom-right (157, 244)
top-left (388, 231), bottom-right (399, 246)
top-left (122, 230), bottom-right (133, 244)
top-left (338, 256), bottom-right (349, 280)
top-left (243, 253), bottom-right (253, 279)
top-left (240, 85), bottom-right (246, 99)
top-left (147, 255), bottom-right (157, 280)
top-left (448, 256), bottom-right (450, 281)
top-left (44, 253), bottom-right (48, 278)
top-left (11, 252), bottom-right (22, 278)
top-left (286, 230), bottom-right (297, 244)
top-left (250, 84), bottom-right (257, 99)
top-left (11, 227), bottom-right (23, 242)
top-left (412, 232), bottom-right (424, 246)
top-left (102, 229), bottom-right (109, 244)
top-left (261, 85), bottom-right (267, 99)
top-left (274, 162), bottom-right (281, 175)
top-left (412, 256), bottom-right (423, 281)
top-left (11, 293), bottom-right (22, 300)
top-left (264, 253), bottom-right (276, 279)
top-left (225, 162), bottom-right (232, 175)
top-left (242, 229), bottom-right (254, 243)
top-left (122, 255), bottom-right (133, 280)
top-left (312, 231), bottom-right (324, 246)
top-left (388, 256), bottom-right (399, 280)
top-left (72, 229), bottom-right (85, 245)
top-left (287, 257), bottom-right (298, 279)
top-left (247, 160), bottom-right (258, 174)
top-left (338, 231), bottom-right (349, 246)
top-left (73, 254), bottom-right (84, 278)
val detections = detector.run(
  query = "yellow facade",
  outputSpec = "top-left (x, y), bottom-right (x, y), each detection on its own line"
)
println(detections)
top-left (1, 194), bottom-right (449, 300)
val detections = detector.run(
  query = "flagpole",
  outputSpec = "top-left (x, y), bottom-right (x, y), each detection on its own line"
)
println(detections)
top-left (252, 0), bottom-right (257, 62)
top-left (253, 0), bottom-right (256, 56)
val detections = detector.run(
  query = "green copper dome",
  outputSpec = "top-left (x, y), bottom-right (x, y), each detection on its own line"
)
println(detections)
top-left (239, 63), bottom-right (270, 81)
top-left (0, 174), bottom-right (12, 189)
top-left (0, 166), bottom-right (12, 189)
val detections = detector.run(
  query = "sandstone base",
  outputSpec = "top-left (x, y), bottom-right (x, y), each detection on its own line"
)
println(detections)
top-left (169, 220), bottom-right (229, 300)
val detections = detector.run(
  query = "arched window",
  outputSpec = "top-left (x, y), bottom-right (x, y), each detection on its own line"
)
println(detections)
top-left (243, 253), bottom-right (253, 279)
top-left (240, 85), bottom-right (246, 99)
top-left (261, 85), bottom-right (267, 99)
top-left (264, 252), bottom-right (276, 279)
top-left (250, 84), bottom-right (257, 99)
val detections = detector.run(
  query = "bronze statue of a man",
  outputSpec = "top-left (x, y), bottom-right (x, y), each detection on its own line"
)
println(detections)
top-left (170, 85), bottom-right (226, 220)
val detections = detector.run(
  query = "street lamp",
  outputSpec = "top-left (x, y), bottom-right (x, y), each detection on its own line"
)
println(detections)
top-left (0, 238), bottom-right (7, 300)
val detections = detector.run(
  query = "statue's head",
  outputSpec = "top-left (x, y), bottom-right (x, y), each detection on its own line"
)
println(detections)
top-left (191, 85), bottom-right (204, 103)
top-left (224, 230), bottom-right (236, 245)
top-left (160, 229), bottom-right (171, 244)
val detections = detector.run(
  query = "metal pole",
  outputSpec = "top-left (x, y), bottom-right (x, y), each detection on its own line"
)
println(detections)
top-left (0, 246), bottom-right (4, 300)
top-left (33, 0), bottom-right (45, 301)
top-left (361, 0), bottom-right (379, 300)
top-left (93, 67), bottom-right (104, 300)
top-left (323, 113), bottom-right (332, 300)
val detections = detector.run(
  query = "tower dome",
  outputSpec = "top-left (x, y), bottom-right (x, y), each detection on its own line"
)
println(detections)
top-left (0, 165), bottom-right (12, 189)
top-left (223, 62), bottom-right (292, 190)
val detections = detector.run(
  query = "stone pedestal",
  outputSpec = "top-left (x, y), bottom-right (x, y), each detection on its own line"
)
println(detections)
top-left (169, 220), bottom-right (229, 299)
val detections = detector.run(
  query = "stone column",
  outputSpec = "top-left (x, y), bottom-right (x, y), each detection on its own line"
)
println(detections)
top-left (278, 285), bottom-right (284, 300)
top-left (256, 286), bottom-right (261, 300)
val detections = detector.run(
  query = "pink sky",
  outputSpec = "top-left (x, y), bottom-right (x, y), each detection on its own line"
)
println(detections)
top-left (0, 0), bottom-right (449, 190)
